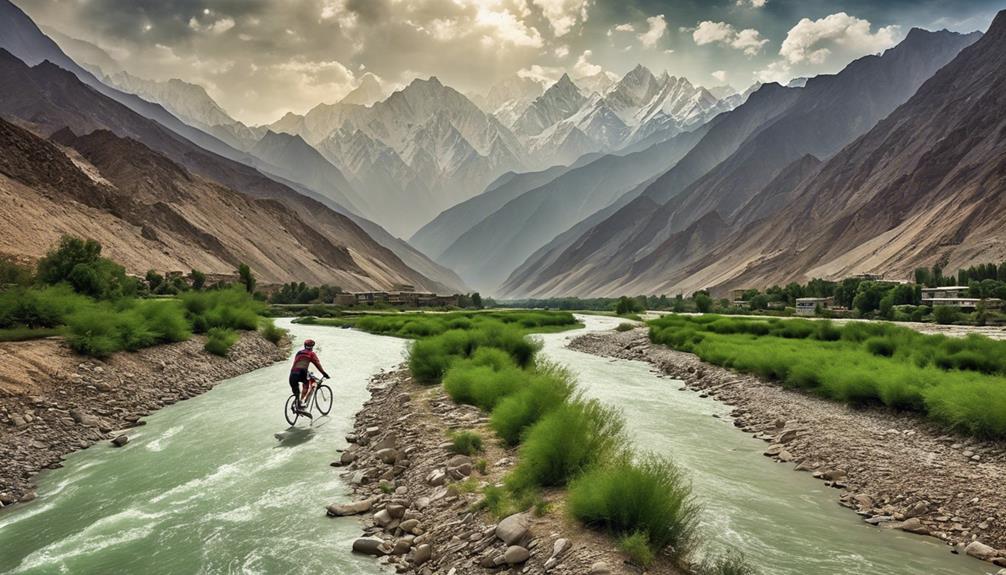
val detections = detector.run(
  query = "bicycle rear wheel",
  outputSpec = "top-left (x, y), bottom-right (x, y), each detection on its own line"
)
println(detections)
top-left (315, 385), bottom-right (333, 416)
top-left (284, 394), bottom-right (300, 426)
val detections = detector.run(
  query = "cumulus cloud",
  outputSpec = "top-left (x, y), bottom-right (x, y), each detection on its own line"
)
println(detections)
top-left (780, 12), bottom-right (899, 65)
top-left (517, 63), bottom-right (565, 84)
top-left (614, 23), bottom-right (635, 32)
top-left (638, 15), bottom-right (667, 48)
top-left (692, 21), bottom-right (768, 56)
top-left (571, 49), bottom-right (602, 77)
top-left (531, 0), bottom-right (590, 37)
top-left (554, 44), bottom-right (570, 58)
top-left (736, 0), bottom-right (767, 7)
top-left (711, 70), bottom-right (728, 83)
top-left (753, 60), bottom-right (792, 84)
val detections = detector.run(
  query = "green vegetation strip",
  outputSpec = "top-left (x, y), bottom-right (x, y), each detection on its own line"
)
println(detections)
top-left (0, 235), bottom-right (286, 357)
top-left (649, 314), bottom-right (1006, 438)
top-left (336, 310), bottom-right (752, 571)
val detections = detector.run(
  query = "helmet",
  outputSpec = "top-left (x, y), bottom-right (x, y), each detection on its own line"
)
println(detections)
top-left (304, 339), bottom-right (316, 349)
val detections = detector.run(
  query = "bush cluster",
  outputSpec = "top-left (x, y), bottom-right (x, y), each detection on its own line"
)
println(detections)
top-left (204, 327), bottom-right (239, 356)
top-left (650, 314), bottom-right (1006, 437)
top-left (449, 431), bottom-right (484, 456)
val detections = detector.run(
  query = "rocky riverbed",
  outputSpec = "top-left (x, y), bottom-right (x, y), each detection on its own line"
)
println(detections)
top-left (570, 327), bottom-right (1006, 570)
top-left (329, 367), bottom-right (682, 575)
top-left (0, 333), bottom-right (289, 508)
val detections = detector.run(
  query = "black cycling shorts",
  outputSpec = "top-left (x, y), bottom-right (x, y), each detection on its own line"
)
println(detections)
top-left (289, 369), bottom-right (308, 395)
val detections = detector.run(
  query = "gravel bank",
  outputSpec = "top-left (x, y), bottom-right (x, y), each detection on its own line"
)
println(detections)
top-left (329, 367), bottom-right (683, 575)
top-left (569, 327), bottom-right (1006, 568)
top-left (0, 333), bottom-right (289, 508)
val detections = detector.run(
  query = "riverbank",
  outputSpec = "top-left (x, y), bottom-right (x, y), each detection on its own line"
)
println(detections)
top-left (0, 332), bottom-right (289, 507)
top-left (570, 327), bottom-right (1006, 567)
top-left (330, 365), bottom-right (680, 574)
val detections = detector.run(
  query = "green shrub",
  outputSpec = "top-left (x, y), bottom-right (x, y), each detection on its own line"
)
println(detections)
top-left (0, 285), bottom-right (92, 329)
top-left (0, 327), bottom-right (60, 342)
top-left (449, 431), bottom-right (484, 455)
top-left (508, 400), bottom-right (626, 490)
top-left (697, 553), bottom-right (760, 575)
top-left (260, 319), bottom-right (287, 345)
top-left (181, 287), bottom-right (264, 333)
top-left (65, 307), bottom-right (120, 357)
top-left (568, 454), bottom-right (699, 557)
top-left (491, 363), bottom-right (575, 445)
top-left (616, 322), bottom-right (635, 332)
top-left (933, 305), bottom-right (959, 325)
top-left (617, 532), bottom-right (655, 567)
top-left (204, 327), bottom-right (239, 356)
top-left (865, 337), bottom-right (895, 357)
top-left (443, 361), bottom-right (528, 410)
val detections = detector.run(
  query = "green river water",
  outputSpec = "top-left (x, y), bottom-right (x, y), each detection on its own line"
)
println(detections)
top-left (0, 317), bottom-right (988, 574)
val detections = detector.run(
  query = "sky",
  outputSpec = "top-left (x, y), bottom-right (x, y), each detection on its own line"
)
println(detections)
top-left (14, 0), bottom-right (1002, 125)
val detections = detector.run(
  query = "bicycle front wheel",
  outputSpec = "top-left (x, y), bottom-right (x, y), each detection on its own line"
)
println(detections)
top-left (284, 394), bottom-right (300, 426)
top-left (315, 385), bottom-right (333, 416)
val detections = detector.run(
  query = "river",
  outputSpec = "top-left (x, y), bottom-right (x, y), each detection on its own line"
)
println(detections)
top-left (0, 316), bottom-right (988, 574)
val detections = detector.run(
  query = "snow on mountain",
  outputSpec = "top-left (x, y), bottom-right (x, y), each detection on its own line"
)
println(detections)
top-left (340, 73), bottom-right (385, 106)
top-left (573, 70), bottom-right (619, 96)
top-left (513, 74), bottom-right (587, 138)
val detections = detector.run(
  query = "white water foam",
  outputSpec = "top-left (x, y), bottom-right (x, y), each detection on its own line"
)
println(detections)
top-left (145, 425), bottom-right (184, 452)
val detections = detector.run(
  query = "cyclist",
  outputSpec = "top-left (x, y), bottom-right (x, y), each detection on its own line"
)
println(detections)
top-left (289, 339), bottom-right (329, 416)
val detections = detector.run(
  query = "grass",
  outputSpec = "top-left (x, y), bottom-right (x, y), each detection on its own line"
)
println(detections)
top-left (204, 327), bottom-right (239, 356)
top-left (490, 362), bottom-right (575, 445)
top-left (618, 532), bottom-right (655, 567)
top-left (0, 327), bottom-right (61, 342)
top-left (568, 454), bottom-right (699, 559)
top-left (260, 318), bottom-right (287, 345)
top-left (649, 314), bottom-right (1006, 438)
top-left (507, 399), bottom-right (626, 491)
top-left (307, 310), bottom-right (580, 338)
top-left (449, 431), bottom-right (484, 456)
top-left (697, 553), bottom-right (760, 575)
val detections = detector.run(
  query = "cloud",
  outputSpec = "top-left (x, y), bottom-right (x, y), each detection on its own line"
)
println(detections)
top-left (692, 20), bottom-right (767, 56)
top-left (571, 49), bottom-right (602, 77)
top-left (638, 14), bottom-right (667, 48)
top-left (753, 60), bottom-right (792, 84)
top-left (780, 13), bottom-right (900, 65)
top-left (736, 0), bottom-right (767, 7)
top-left (711, 70), bottom-right (728, 83)
top-left (554, 44), bottom-right (569, 58)
top-left (530, 0), bottom-right (590, 37)
top-left (474, 5), bottom-right (544, 48)
top-left (614, 23), bottom-right (635, 32)
top-left (517, 63), bottom-right (565, 84)
top-left (188, 15), bottom-right (235, 34)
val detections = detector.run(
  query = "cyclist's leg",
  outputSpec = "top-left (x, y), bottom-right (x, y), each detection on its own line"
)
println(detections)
top-left (289, 371), bottom-right (304, 409)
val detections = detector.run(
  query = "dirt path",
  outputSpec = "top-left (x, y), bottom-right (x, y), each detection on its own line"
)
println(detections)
top-left (0, 334), bottom-right (289, 507)
top-left (569, 327), bottom-right (1006, 567)
top-left (329, 367), bottom-right (683, 574)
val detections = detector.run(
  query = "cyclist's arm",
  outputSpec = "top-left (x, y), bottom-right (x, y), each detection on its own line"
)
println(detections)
top-left (311, 352), bottom-right (330, 379)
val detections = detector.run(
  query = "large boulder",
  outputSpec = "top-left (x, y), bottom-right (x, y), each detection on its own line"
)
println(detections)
top-left (503, 545), bottom-right (530, 565)
top-left (495, 513), bottom-right (530, 545)
top-left (965, 541), bottom-right (1000, 561)
top-left (352, 537), bottom-right (392, 556)
top-left (111, 435), bottom-right (129, 447)
top-left (327, 499), bottom-right (373, 517)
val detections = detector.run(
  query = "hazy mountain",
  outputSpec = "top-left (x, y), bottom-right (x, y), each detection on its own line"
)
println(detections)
top-left (513, 74), bottom-right (587, 138)
top-left (470, 76), bottom-right (545, 118)
top-left (42, 27), bottom-right (123, 75)
top-left (500, 26), bottom-right (984, 297)
top-left (410, 160), bottom-right (589, 260)
top-left (436, 126), bottom-right (710, 293)
top-left (573, 70), bottom-right (619, 96)
top-left (250, 130), bottom-right (367, 218)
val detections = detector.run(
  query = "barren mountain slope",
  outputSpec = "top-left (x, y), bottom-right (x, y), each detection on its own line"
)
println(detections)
top-left (672, 10), bottom-right (1006, 294)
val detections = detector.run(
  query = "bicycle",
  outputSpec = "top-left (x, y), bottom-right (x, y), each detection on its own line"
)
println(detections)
top-left (285, 371), bottom-right (333, 426)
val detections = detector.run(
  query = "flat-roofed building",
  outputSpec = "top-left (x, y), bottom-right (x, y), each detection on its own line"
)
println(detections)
top-left (922, 287), bottom-right (1001, 310)
top-left (795, 297), bottom-right (833, 316)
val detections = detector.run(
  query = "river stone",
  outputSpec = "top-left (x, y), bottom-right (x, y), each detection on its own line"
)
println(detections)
top-left (386, 503), bottom-right (407, 519)
top-left (965, 541), bottom-right (999, 561)
top-left (111, 435), bottom-right (129, 447)
top-left (903, 501), bottom-right (929, 519)
top-left (426, 470), bottom-right (446, 486)
top-left (411, 544), bottom-right (432, 565)
top-left (764, 444), bottom-right (784, 456)
top-left (503, 545), bottom-right (530, 564)
top-left (589, 562), bottom-right (612, 574)
top-left (19, 491), bottom-right (37, 503)
top-left (820, 469), bottom-right (847, 481)
top-left (496, 513), bottom-right (530, 545)
top-left (399, 519), bottom-right (420, 533)
top-left (375, 434), bottom-right (397, 450)
top-left (392, 539), bottom-right (412, 555)
top-left (552, 538), bottom-right (571, 558)
top-left (376, 448), bottom-right (399, 464)
top-left (340, 450), bottom-right (358, 465)
top-left (327, 499), bottom-right (373, 516)
top-left (447, 455), bottom-right (472, 468)
top-left (373, 509), bottom-right (394, 528)
top-left (353, 537), bottom-right (391, 556)
top-left (896, 518), bottom-right (930, 535)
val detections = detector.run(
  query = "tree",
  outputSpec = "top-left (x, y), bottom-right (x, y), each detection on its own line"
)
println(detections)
top-left (614, 296), bottom-right (643, 315)
top-left (0, 259), bottom-right (32, 286)
top-left (189, 269), bottom-right (206, 291)
top-left (672, 294), bottom-right (686, 313)
top-left (471, 292), bottom-right (483, 309)
top-left (933, 305), bottom-right (959, 325)
top-left (36, 236), bottom-right (130, 299)
top-left (238, 263), bottom-right (256, 294)
top-left (146, 270), bottom-right (164, 292)
top-left (693, 293), bottom-right (713, 313)
top-left (750, 294), bottom-right (769, 311)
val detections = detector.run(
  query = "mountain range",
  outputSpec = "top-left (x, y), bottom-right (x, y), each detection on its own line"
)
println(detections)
top-left (499, 23), bottom-right (992, 297)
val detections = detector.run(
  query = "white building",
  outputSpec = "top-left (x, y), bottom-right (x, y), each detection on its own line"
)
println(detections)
top-left (795, 297), bottom-right (833, 316)
top-left (921, 286), bottom-right (1001, 310)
